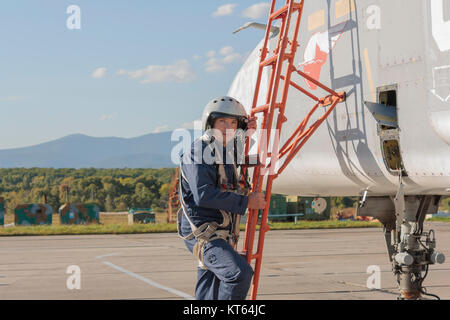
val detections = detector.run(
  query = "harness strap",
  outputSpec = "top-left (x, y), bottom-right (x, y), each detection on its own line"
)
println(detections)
top-left (177, 136), bottom-right (248, 269)
top-left (177, 163), bottom-right (232, 269)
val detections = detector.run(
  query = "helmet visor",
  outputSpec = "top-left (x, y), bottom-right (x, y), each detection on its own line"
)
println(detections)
top-left (208, 112), bottom-right (248, 131)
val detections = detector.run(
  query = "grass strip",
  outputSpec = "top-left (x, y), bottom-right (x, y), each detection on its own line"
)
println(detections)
top-left (426, 217), bottom-right (450, 222)
top-left (0, 220), bottom-right (383, 237)
top-left (268, 220), bottom-right (382, 230)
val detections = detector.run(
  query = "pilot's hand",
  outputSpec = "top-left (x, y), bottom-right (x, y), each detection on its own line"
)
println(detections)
top-left (247, 192), bottom-right (266, 210)
top-left (247, 116), bottom-right (257, 136)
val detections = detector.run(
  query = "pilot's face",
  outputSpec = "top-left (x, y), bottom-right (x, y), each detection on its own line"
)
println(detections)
top-left (213, 117), bottom-right (238, 145)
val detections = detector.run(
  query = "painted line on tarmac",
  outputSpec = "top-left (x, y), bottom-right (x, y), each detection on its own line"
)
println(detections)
top-left (337, 280), bottom-right (398, 295)
top-left (95, 253), bottom-right (119, 259)
top-left (103, 261), bottom-right (194, 300)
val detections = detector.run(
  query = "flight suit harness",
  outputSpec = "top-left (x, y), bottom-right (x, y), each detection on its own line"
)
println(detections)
top-left (177, 157), bottom-right (247, 270)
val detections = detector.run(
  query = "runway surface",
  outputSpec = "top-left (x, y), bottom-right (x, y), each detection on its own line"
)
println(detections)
top-left (0, 222), bottom-right (449, 300)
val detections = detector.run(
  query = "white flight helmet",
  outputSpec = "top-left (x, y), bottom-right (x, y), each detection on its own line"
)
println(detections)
top-left (201, 96), bottom-right (248, 132)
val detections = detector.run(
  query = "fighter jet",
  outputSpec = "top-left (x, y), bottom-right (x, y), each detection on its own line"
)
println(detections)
top-left (229, 0), bottom-right (449, 300)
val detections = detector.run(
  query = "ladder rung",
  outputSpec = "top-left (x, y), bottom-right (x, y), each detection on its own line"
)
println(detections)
top-left (250, 253), bottom-right (261, 260)
top-left (260, 54), bottom-right (279, 67)
top-left (252, 103), bottom-right (282, 114)
top-left (261, 51), bottom-right (294, 68)
top-left (269, 3), bottom-right (303, 20)
top-left (269, 5), bottom-right (288, 20)
top-left (252, 104), bottom-right (269, 114)
top-left (284, 52), bottom-right (294, 61)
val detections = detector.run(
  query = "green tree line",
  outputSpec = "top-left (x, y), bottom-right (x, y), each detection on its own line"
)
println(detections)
top-left (0, 168), bottom-right (448, 215)
top-left (0, 168), bottom-right (176, 214)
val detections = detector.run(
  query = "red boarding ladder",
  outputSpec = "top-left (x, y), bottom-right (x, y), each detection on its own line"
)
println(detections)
top-left (241, 0), bottom-right (346, 300)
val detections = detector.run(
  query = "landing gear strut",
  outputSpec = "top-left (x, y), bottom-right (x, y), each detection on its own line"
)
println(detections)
top-left (358, 178), bottom-right (445, 300)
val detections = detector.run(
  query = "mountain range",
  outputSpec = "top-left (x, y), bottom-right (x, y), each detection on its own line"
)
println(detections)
top-left (0, 131), bottom-right (192, 168)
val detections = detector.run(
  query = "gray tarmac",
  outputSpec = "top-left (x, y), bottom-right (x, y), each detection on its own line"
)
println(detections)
top-left (0, 221), bottom-right (449, 300)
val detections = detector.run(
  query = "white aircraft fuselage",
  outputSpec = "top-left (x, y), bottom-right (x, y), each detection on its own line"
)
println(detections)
top-left (229, 0), bottom-right (450, 198)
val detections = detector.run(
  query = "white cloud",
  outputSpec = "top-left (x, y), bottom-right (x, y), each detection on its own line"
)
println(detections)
top-left (153, 125), bottom-right (169, 133)
top-left (205, 58), bottom-right (225, 73)
top-left (92, 67), bottom-right (107, 79)
top-left (219, 46), bottom-right (234, 56)
top-left (212, 4), bottom-right (237, 17)
top-left (223, 52), bottom-right (242, 64)
top-left (99, 113), bottom-right (117, 121)
top-left (205, 46), bottom-right (244, 73)
top-left (242, 3), bottom-right (270, 19)
top-left (206, 50), bottom-right (216, 58)
top-left (117, 60), bottom-right (196, 84)
top-left (181, 119), bottom-right (201, 130)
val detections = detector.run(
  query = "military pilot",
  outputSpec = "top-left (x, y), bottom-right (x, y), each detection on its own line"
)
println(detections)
top-left (178, 96), bottom-right (266, 300)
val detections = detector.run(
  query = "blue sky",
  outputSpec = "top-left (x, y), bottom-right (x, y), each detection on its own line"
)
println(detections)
top-left (0, 0), bottom-right (271, 149)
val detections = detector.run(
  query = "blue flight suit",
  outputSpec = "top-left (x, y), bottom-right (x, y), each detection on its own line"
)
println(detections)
top-left (179, 137), bottom-right (254, 300)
